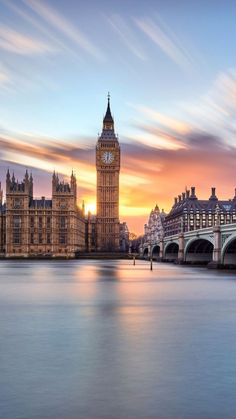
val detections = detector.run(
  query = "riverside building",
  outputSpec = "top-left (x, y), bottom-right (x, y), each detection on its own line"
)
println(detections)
top-left (0, 97), bottom-right (128, 257)
top-left (0, 170), bottom-right (85, 258)
top-left (164, 187), bottom-right (236, 237)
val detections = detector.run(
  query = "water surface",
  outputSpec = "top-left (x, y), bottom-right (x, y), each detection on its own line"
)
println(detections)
top-left (1, 260), bottom-right (236, 419)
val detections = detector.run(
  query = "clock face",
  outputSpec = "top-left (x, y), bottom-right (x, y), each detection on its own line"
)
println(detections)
top-left (101, 151), bottom-right (114, 164)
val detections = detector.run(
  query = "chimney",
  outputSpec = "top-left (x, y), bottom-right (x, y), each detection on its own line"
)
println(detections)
top-left (174, 197), bottom-right (177, 205)
top-left (190, 187), bottom-right (196, 198)
top-left (186, 190), bottom-right (190, 198)
top-left (178, 194), bottom-right (181, 203)
top-left (182, 192), bottom-right (186, 200)
top-left (210, 187), bottom-right (217, 200)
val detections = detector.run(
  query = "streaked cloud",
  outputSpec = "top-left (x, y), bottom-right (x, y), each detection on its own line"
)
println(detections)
top-left (134, 16), bottom-right (193, 72)
top-left (1, 119), bottom-right (236, 235)
top-left (180, 69), bottom-right (236, 146)
top-left (106, 14), bottom-right (146, 60)
top-left (4, 0), bottom-right (81, 61)
top-left (0, 67), bottom-right (11, 86)
top-left (132, 105), bottom-right (190, 134)
top-left (0, 24), bottom-right (54, 55)
top-left (23, 0), bottom-right (103, 60)
top-left (0, 129), bottom-right (95, 188)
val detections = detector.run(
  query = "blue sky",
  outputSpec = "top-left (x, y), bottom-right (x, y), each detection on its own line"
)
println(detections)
top-left (1, 0), bottom-right (236, 233)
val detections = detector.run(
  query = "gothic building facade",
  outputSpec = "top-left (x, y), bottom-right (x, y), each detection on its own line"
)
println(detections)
top-left (0, 97), bottom-right (127, 257)
top-left (140, 205), bottom-right (166, 255)
top-left (0, 170), bottom-right (85, 257)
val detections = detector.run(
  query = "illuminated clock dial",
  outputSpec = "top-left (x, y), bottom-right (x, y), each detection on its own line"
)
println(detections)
top-left (101, 151), bottom-right (114, 164)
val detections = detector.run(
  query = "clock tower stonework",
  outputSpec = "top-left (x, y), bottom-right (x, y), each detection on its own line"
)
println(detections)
top-left (96, 96), bottom-right (120, 251)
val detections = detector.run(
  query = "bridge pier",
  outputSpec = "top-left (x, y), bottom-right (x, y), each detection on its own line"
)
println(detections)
top-left (208, 226), bottom-right (223, 268)
top-left (159, 239), bottom-right (164, 260)
top-left (177, 233), bottom-right (185, 264)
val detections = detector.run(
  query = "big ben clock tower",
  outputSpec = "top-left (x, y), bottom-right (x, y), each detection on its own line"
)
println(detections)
top-left (96, 94), bottom-right (120, 251)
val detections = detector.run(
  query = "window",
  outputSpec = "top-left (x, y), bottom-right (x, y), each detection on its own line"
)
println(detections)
top-left (60, 216), bottom-right (66, 229)
top-left (13, 231), bottom-right (20, 244)
top-left (59, 232), bottom-right (66, 244)
top-left (38, 217), bottom-right (43, 229)
top-left (13, 216), bottom-right (21, 229)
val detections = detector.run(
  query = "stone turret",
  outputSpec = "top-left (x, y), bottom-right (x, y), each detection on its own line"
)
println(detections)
top-left (70, 170), bottom-right (77, 205)
top-left (6, 170), bottom-right (33, 196)
top-left (52, 171), bottom-right (77, 212)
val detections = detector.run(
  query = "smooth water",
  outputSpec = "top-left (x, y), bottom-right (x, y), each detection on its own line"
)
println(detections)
top-left (1, 260), bottom-right (236, 419)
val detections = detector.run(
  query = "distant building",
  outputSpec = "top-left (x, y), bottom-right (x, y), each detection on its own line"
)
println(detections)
top-left (140, 205), bottom-right (166, 255)
top-left (119, 222), bottom-right (129, 252)
top-left (164, 187), bottom-right (236, 237)
top-left (144, 205), bottom-right (166, 243)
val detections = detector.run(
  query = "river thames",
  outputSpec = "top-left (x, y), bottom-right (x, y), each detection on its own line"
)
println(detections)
top-left (1, 260), bottom-right (236, 419)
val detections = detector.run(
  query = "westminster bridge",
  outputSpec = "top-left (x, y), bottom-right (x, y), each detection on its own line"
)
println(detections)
top-left (140, 223), bottom-right (236, 267)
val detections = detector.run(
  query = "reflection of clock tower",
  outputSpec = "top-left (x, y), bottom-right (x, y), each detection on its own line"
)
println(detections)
top-left (96, 95), bottom-right (120, 251)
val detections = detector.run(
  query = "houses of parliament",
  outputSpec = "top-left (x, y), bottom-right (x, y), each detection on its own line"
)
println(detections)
top-left (0, 97), bottom-right (128, 257)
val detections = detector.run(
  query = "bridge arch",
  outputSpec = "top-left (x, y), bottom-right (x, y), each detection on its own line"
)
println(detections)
top-left (164, 242), bottom-right (179, 261)
top-left (185, 238), bottom-right (213, 264)
top-left (152, 245), bottom-right (160, 260)
top-left (143, 247), bottom-right (149, 260)
top-left (222, 234), bottom-right (236, 266)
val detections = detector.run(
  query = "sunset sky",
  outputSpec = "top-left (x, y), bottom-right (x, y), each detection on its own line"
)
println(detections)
top-left (1, 0), bottom-right (236, 234)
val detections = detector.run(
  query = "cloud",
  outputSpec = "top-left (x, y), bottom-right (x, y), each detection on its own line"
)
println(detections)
top-left (0, 24), bottom-right (54, 55)
top-left (4, 0), bottom-right (80, 61)
top-left (134, 16), bottom-right (193, 72)
top-left (0, 129), bottom-right (96, 193)
top-left (106, 14), bottom-right (146, 60)
top-left (1, 124), bottom-right (236, 235)
top-left (179, 69), bottom-right (236, 146)
top-left (1, 69), bottom-right (236, 234)
top-left (0, 67), bottom-right (11, 86)
top-left (130, 104), bottom-right (191, 135)
top-left (23, 0), bottom-right (103, 60)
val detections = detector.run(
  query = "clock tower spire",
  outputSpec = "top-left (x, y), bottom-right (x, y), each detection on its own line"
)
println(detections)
top-left (96, 94), bottom-right (120, 251)
top-left (103, 92), bottom-right (114, 131)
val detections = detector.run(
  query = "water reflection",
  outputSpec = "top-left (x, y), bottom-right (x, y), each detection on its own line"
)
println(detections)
top-left (1, 260), bottom-right (236, 419)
